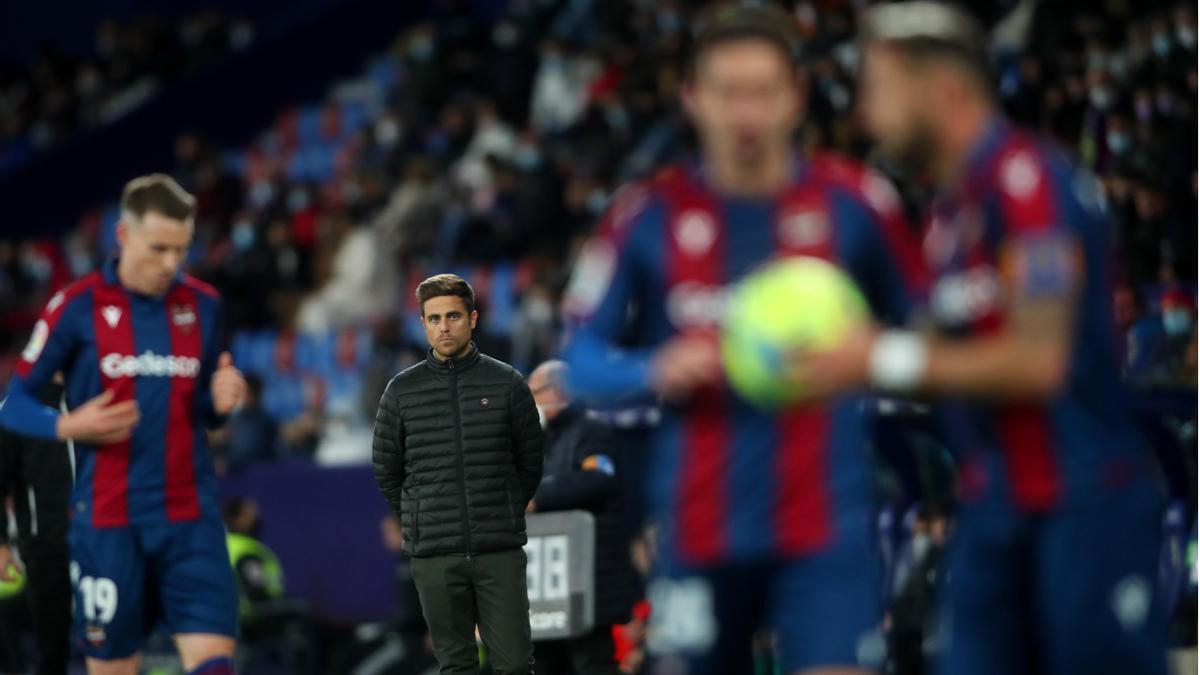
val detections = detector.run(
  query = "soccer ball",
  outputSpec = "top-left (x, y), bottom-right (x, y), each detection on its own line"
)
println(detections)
top-left (0, 564), bottom-right (25, 599)
top-left (720, 256), bottom-right (869, 407)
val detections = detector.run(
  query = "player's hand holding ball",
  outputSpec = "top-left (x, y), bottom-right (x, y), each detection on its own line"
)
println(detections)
top-left (721, 256), bottom-right (872, 407)
top-left (211, 351), bottom-right (246, 415)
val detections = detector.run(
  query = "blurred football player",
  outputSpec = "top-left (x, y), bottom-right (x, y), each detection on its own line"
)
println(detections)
top-left (561, 4), bottom-right (927, 674)
top-left (0, 174), bottom-right (246, 675)
top-left (797, 3), bottom-right (1167, 674)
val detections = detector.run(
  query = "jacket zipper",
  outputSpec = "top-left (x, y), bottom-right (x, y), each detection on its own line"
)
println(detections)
top-left (448, 359), bottom-right (473, 560)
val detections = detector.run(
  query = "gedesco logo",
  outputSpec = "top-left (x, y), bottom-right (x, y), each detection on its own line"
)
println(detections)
top-left (100, 352), bottom-right (200, 379)
top-left (667, 282), bottom-right (729, 330)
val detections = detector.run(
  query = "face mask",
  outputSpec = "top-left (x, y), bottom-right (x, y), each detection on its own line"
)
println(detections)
top-left (494, 22), bottom-right (518, 48)
top-left (586, 189), bottom-right (609, 216)
top-left (1153, 33), bottom-right (1172, 58)
top-left (375, 117), bottom-right (400, 147)
top-left (249, 180), bottom-right (274, 209)
top-left (1164, 309), bottom-right (1193, 336)
top-left (286, 187), bottom-right (310, 213)
top-left (513, 145), bottom-right (541, 171)
top-left (911, 533), bottom-right (932, 560)
top-left (604, 103), bottom-right (630, 131)
top-left (658, 11), bottom-right (681, 35)
top-left (536, 404), bottom-right (548, 430)
top-left (409, 37), bottom-right (434, 62)
top-left (232, 221), bottom-right (256, 251)
top-left (1089, 86), bottom-right (1113, 111)
top-left (1107, 131), bottom-right (1131, 155)
top-left (1178, 27), bottom-right (1196, 50)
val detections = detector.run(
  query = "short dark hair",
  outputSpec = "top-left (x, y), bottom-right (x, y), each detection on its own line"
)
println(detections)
top-left (689, 3), bottom-right (801, 75)
top-left (416, 273), bottom-right (476, 316)
top-left (120, 173), bottom-right (196, 223)
top-left (859, 1), bottom-right (992, 89)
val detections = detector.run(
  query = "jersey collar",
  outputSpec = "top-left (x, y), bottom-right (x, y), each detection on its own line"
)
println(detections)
top-left (101, 257), bottom-right (185, 295)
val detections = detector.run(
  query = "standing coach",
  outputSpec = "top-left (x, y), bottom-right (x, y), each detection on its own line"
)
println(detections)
top-left (373, 273), bottom-right (543, 675)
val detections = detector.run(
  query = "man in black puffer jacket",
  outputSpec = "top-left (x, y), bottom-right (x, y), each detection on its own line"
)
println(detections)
top-left (373, 274), bottom-right (543, 675)
top-left (526, 361), bottom-right (635, 675)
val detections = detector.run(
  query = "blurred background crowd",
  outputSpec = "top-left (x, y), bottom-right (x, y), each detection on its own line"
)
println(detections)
top-left (0, 0), bottom-right (1195, 673)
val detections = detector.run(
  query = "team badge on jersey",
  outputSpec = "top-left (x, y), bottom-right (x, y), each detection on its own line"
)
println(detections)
top-left (170, 304), bottom-right (196, 332)
top-left (779, 208), bottom-right (830, 249)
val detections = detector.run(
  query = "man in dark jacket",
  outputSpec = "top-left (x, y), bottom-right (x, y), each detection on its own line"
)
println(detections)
top-left (527, 360), bottom-right (635, 675)
top-left (373, 273), bottom-right (543, 675)
top-left (0, 378), bottom-right (72, 675)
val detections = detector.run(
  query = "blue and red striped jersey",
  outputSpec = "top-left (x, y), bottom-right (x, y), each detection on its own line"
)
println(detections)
top-left (924, 120), bottom-right (1151, 512)
top-left (11, 259), bottom-right (225, 528)
top-left (562, 155), bottom-right (927, 564)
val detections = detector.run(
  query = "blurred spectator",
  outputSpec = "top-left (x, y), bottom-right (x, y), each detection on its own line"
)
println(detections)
top-left (528, 360), bottom-right (636, 675)
top-left (1128, 288), bottom-right (1199, 387)
top-left (886, 504), bottom-right (951, 675)
top-left (0, 11), bottom-right (254, 173)
top-left (223, 497), bottom-right (316, 674)
top-left (210, 374), bottom-right (279, 474)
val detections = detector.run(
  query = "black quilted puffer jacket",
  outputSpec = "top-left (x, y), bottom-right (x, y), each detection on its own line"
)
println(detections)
top-left (372, 345), bottom-right (544, 557)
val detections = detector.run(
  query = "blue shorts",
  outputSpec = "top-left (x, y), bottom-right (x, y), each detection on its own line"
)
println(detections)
top-left (646, 523), bottom-right (883, 674)
top-left (940, 478), bottom-right (1168, 675)
top-left (69, 516), bottom-right (239, 659)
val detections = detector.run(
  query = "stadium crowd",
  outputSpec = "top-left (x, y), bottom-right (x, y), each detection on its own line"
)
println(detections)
top-left (0, 0), bottom-right (1195, 672)
top-left (0, 9), bottom-right (257, 176)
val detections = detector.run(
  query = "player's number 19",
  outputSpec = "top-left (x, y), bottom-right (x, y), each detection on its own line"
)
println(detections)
top-left (78, 575), bottom-right (119, 623)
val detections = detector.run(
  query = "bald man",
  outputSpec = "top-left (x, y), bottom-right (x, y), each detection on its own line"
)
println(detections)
top-left (528, 361), bottom-right (636, 675)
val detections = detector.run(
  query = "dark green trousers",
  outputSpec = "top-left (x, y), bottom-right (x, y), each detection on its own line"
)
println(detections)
top-left (410, 548), bottom-right (534, 674)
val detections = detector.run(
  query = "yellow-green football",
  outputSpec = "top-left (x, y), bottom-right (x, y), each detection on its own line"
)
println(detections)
top-left (721, 256), bottom-right (868, 407)
top-left (0, 564), bottom-right (25, 599)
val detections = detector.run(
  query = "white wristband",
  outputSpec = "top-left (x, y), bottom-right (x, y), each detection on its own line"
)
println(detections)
top-left (869, 331), bottom-right (928, 392)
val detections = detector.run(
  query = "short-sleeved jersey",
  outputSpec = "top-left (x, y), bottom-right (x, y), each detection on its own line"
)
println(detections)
top-left (562, 156), bottom-right (927, 565)
top-left (924, 120), bottom-right (1151, 512)
top-left (15, 259), bottom-right (224, 527)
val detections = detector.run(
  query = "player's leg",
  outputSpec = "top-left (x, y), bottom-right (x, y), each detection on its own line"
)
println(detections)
top-left (770, 515), bottom-right (884, 675)
top-left (471, 548), bottom-right (535, 674)
top-left (410, 553), bottom-right (484, 673)
top-left (68, 521), bottom-right (146, 674)
top-left (937, 500), bottom-right (1033, 675)
top-left (146, 518), bottom-right (238, 672)
top-left (645, 560), bottom-right (765, 675)
top-left (174, 634), bottom-right (237, 673)
top-left (1032, 480), bottom-right (1168, 675)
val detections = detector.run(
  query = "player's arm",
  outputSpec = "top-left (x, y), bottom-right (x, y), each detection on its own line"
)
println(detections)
top-left (561, 191), bottom-right (721, 401)
top-left (510, 370), bottom-right (544, 505)
top-left (197, 298), bottom-right (244, 426)
top-left (798, 234), bottom-right (1080, 400)
top-left (372, 376), bottom-right (406, 515)
top-left (870, 154), bottom-right (1083, 399)
top-left (0, 296), bottom-right (139, 443)
top-left (532, 424), bottom-right (617, 514)
top-left (889, 268), bottom-right (1076, 398)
